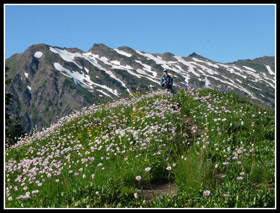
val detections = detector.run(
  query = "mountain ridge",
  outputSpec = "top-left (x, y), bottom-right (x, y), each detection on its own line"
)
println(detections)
top-left (5, 43), bottom-right (275, 133)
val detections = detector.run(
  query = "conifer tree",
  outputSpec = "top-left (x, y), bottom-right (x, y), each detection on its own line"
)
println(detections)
top-left (5, 66), bottom-right (26, 146)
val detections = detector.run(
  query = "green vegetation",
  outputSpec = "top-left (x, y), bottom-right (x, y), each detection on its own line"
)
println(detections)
top-left (63, 78), bottom-right (95, 104)
top-left (5, 66), bottom-right (26, 147)
top-left (234, 61), bottom-right (266, 72)
top-left (5, 88), bottom-right (275, 208)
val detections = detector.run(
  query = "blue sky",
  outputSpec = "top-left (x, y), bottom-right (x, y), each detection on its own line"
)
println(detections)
top-left (5, 4), bottom-right (275, 63)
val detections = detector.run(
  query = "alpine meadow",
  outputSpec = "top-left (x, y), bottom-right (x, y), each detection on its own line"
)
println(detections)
top-left (5, 87), bottom-right (275, 208)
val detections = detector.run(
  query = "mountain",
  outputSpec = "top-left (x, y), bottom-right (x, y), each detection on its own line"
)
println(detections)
top-left (5, 43), bottom-right (275, 132)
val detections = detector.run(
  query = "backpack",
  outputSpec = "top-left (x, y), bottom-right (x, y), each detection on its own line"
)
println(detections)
top-left (168, 75), bottom-right (173, 87)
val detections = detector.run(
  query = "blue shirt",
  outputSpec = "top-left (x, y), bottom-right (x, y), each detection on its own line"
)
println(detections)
top-left (160, 74), bottom-right (172, 88)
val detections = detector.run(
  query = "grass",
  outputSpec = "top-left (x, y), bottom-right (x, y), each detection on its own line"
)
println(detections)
top-left (5, 88), bottom-right (275, 208)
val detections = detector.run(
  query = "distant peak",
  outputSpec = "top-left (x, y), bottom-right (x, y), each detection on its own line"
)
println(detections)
top-left (162, 52), bottom-right (175, 57)
top-left (188, 52), bottom-right (199, 57)
top-left (88, 43), bottom-right (112, 53)
top-left (187, 52), bottom-right (211, 61)
top-left (118, 46), bottom-right (134, 51)
top-left (92, 43), bottom-right (109, 48)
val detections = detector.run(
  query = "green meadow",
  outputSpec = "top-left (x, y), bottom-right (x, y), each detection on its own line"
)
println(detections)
top-left (5, 88), bottom-right (275, 208)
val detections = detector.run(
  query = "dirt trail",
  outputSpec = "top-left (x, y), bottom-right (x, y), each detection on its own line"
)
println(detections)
top-left (136, 182), bottom-right (177, 202)
top-left (135, 116), bottom-right (203, 203)
top-left (178, 116), bottom-right (203, 138)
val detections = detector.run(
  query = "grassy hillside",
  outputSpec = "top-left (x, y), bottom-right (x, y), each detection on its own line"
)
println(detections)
top-left (5, 89), bottom-right (275, 208)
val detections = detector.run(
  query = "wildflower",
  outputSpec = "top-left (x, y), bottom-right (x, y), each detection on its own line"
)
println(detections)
top-left (8, 196), bottom-right (13, 201)
top-left (237, 176), bottom-right (243, 181)
top-left (223, 162), bottom-right (230, 165)
top-left (136, 176), bottom-right (141, 181)
top-left (74, 172), bottom-right (79, 176)
top-left (83, 174), bottom-right (86, 179)
top-left (79, 168), bottom-right (83, 172)
top-left (166, 166), bottom-right (172, 171)
top-left (47, 173), bottom-right (52, 178)
top-left (55, 179), bottom-right (59, 183)
top-left (69, 170), bottom-right (73, 174)
top-left (38, 183), bottom-right (42, 187)
top-left (23, 186), bottom-right (28, 190)
top-left (232, 156), bottom-right (238, 160)
top-left (240, 172), bottom-right (245, 176)
top-left (92, 174), bottom-right (95, 179)
top-left (134, 192), bottom-right (138, 199)
top-left (203, 190), bottom-right (210, 196)
top-left (82, 158), bottom-right (88, 164)
top-left (32, 190), bottom-right (39, 194)
top-left (23, 195), bottom-right (30, 199)
top-left (124, 157), bottom-right (128, 161)
top-left (145, 167), bottom-right (151, 172)
top-left (237, 161), bottom-right (242, 165)
top-left (89, 157), bottom-right (95, 161)
top-left (223, 194), bottom-right (230, 198)
top-left (172, 163), bottom-right (176, 167)
top-left (97, 163), bottom-right (103, 167)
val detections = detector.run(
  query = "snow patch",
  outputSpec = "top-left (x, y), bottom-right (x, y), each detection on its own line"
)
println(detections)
top-left (114, 49), bottom-right (132, 57)
top-left (53, 62), bottom-right (119, 96)
top-left (34, 51), bottom-right (43, 58)
top-left (190, 61), bottom-right (217, 75)
top-left (135, 60), bottom-right (157, 77)
top-left (50, 47), bottom-right (83, 69)
top-left (111, 60), bottom-right (121, 65)
top-left (24, 73), bottom-right (28, 78)
top-left (265, 65), bottom-right (274, 75)
top-left (243, 66), bottom-right (256, 72)
top-left (135, 50), bottom-right (167, 64)
top-left (205, 77), bottom-right (210, 88)
top-left (217, 63), bottom-right (247, 79)
top-left (174, 56), bottom-right (200, 77)
top-left (248, 84), bottom-right (262, 91)
top-left (80, 52), bottom-right (132, 95)
top-left (27, 86), bottom-right (31, 91)
top-left (235, 79), bottom-right (242, 84)
top-left (96, 89), bottom-right (113, 99)
top-left (192, 58), bottom-right (219, 68)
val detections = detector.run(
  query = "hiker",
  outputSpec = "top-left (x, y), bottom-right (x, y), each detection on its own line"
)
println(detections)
top-left (160, 70), bottom-right (174, 94)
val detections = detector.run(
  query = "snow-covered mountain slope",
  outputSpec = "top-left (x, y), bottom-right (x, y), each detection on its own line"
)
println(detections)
top-left (5, 43), bottom-right (275, 132)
